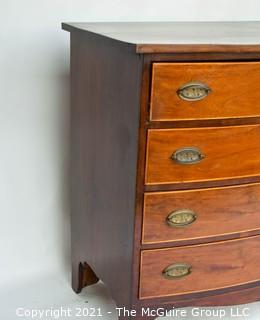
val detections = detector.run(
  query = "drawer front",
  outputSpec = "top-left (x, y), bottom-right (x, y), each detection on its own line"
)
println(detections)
top-left (140, 236), bottom-right (260, 299)
top-left (143, 183), bottom-right (260, 244)
top-left (145, 125), bottom-right (260, 185)
top-left (150, 62), bottom-right (260, 121)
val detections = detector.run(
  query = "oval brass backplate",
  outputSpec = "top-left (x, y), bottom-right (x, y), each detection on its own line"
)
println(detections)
top-left (162, 263), bottom-right (192, 280)
top-left (172, 147), bottom-right (204, 165)
top-left (177, 82), bottom-right (211, 101)
top-left (167, 209), bottom-right (197, 227)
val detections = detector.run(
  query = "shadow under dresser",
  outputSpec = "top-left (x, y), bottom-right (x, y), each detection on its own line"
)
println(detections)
top-left (62, 22), bottom-right (260, 320)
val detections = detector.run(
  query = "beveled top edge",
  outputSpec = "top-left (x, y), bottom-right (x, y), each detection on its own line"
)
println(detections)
top-left (62, 21), bottom-right (260, 54)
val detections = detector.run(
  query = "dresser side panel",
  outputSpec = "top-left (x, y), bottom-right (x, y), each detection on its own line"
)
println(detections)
top-left (70, 31), bottom-right (142, 307)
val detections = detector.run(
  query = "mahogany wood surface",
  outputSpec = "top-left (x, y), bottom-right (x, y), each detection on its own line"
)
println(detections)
top-left (134, 284), bottom-right (260, 309)
top-left (137, 44), bottom-right (260, 54)
top-left (131, 55), bottom-right (151, 311)
top-left (78, 262), bottom-right (99, 293)
top-left (121, 284), bottom-right (260, 319)
top-left (143, 182), bottom-right (260, 245)
top-left (69, 30), bottom-right (142, 309)
top-left (140, 235), bottom-right (260, 299)
top-left (150, 62), bottom-right (260, 121)
top-left (148, 52), bottom-right (260, 62)
top-left (147, 117), bottom-right (260, 129)
top-left (63, 22), bottom-right (260, 316)
top-left (146, 125), bottom-right (260, 185)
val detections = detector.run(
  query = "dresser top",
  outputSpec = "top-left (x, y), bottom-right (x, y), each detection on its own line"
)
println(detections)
top-left (62, 21), bottom-right (260, 53)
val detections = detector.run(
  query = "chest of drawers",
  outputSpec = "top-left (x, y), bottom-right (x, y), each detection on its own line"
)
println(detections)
top-left (62, 22), bottom-right (260, 320)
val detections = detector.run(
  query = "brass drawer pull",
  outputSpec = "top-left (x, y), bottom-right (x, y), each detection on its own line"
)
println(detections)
top-left (172, 147), bottom-right (204, 164)
top-left (167, 209), bottom-right (197, 227)
top-left (163, 263), bottom-right (192, 280)
top-left (177, 82), bottom-right (211, 101)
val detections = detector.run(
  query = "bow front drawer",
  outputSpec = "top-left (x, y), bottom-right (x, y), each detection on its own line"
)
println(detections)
top-left (145, 125), bottom-right (260, 185)
top-left (143, 183), bottom-right (260, 245)
top-left (140, 236), bottom-right (260, 299)
top-left (150, 62), bottom-right (260, 121)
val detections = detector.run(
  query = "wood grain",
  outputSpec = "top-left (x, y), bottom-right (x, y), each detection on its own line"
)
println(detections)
top-left (148, 51), bottom-right (260, 63)
top-left (70, 30), bottom-right (142, 309)
top-left (150, 62), bottom-right (260, 121)
top-left (131, 55), bottom-right (151, 307)
top-left (147, 117), bottom-right (260, 129)
top-left (135, 285), bottom-right (260, 308)
top-left (145, 125), bottom-right (260, 185)
top-left (143, 183), bottom-right (260, 245)
top-left (78, 262), bottom-right (99, 293)
top-left (64, 22), bottom-right (260, 311)
top-left (137, 44), bottom-right (260, 54)
top-left (140, 236), bottom-right (260, 299)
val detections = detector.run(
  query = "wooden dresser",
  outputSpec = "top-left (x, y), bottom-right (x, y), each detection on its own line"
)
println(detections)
top-left (62, 22), bottom-right (260, 319)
